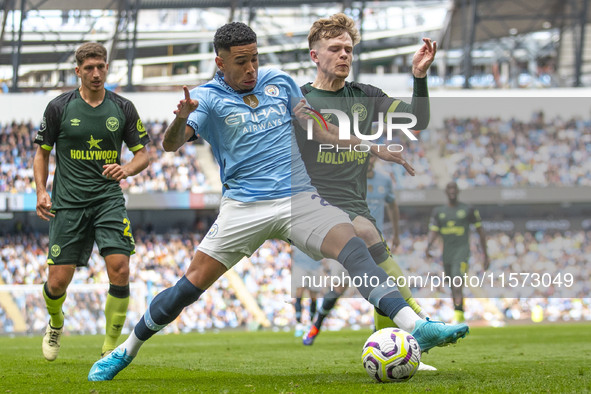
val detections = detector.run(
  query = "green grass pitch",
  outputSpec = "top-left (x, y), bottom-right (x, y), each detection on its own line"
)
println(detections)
top-left (1, 323), bottom-right (590, 393)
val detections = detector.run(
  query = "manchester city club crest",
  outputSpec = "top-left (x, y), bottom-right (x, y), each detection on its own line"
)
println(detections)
top-left (264, 85), bottom-right (279, 97)
top-left (207, 224), bottom-right (219, 238)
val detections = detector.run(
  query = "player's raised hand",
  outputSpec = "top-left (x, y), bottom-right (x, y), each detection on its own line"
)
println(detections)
top-left (174, 86), bottom-right (199, 119)
top-left (371, 146), bottom-right (415, 176)
top-left (412, 38), bottom-right (437, 78)
top-left (36, 191), bottom-right (55, 221)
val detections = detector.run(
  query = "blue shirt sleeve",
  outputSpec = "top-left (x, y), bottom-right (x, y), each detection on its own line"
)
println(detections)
top-left (279, 71), bottom-right (305, 115)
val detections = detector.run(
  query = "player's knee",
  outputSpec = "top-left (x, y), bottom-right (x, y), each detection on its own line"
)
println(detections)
top-left (353, 225), bottom-right (375, 245)
top-left (353, 218), bottom-right (380, 245)
top-left (46, 273), bottom-right (72, 295)
top-left (46, 280), bottom-right (68, 296)
top-left (110, 270), bottom-right (130, 285)
top-left (106, 259), bottom-right (130, 284)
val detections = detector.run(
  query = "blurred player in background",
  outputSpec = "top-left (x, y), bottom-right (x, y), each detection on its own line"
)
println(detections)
top-left (89, 22), bottom-right (467, 381)
top-left (33, 42), bottom-right (150, 361)
top-left (298, 13), bottom-right (433, 344)
top-left (426, 181), bottom-right (490, 323)
top-left (291, 246), bottom-right (322, 336)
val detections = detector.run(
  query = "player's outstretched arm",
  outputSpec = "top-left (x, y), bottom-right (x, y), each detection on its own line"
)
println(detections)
top-left (163, 86), bottom-right (199, 152)
top-left (386, 37), bottom-right (436, 132)
top-left (103, 147), bottom-right (149, 182)
top-left (33, 146), bottom-right (55, 221)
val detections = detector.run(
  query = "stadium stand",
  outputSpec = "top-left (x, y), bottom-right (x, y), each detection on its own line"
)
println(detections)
top-left (0, 120), bottom-right (219, 194)
top-left (2, 112), bottom-right (590, 193)
top-left (1, 108), bottom-right (590, 334)
top-left (1, 229), bottom-right (589, 334)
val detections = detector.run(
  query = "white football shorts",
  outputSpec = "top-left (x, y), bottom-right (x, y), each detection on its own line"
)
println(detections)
top-left (198, 191), bottom-right (351, 269)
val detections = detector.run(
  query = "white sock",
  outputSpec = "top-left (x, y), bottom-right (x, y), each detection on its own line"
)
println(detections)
top-left (418, 309), bottom-right (429, 319)
top-left (393, 306), bottom-right (423, 332)
top-left (120, 330), bottom-right (145, 357)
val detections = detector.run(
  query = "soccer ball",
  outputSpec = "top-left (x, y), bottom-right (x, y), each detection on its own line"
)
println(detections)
top-left (361, 327), bottom-right (421, 382)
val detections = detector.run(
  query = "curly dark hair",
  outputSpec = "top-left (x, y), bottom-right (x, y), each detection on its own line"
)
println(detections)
top-left (213, 22), bottom-right (257, 54)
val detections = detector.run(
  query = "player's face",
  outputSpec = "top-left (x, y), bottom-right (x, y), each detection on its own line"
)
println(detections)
top-left (446, 183), bottom-right (459, 202)
top-left (311, 33), bottom-right (354, 80)
top-left (76, 57), bottom-right (108, 93)
top-left (216, 43), bottom-right (259, 92)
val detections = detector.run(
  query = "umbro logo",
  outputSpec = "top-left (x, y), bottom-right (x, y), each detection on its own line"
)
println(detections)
top-left (70, 118), bottom-right (81, 126)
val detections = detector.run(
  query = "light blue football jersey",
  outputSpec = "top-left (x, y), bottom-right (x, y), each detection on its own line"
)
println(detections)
top-left (366, 170), bottom-right (395, 231)
top-left (187, 68), bottom-right (315, 202)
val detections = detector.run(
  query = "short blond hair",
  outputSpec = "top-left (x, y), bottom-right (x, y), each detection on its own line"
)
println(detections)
top-left (75, 42), bottom-right (107, 66)
top-left (308, 13), bottom-right (360, 49)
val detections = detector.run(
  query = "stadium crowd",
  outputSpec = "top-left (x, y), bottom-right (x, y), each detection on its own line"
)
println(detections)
top-left (432, 113), bottom-right (591, 189)
top-left (1, 111), bottom-right (589, 335)
top-left (1, 228), bottom-right (589, 335)
top-left (0, 120), bottom-right (214, 194)
top-left (2, 112), bottom-right (590, 193)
